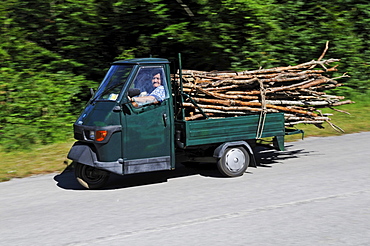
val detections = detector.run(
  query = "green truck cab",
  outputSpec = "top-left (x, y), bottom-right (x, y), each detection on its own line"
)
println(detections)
top-left (67, 58), bottom-right (301, 189)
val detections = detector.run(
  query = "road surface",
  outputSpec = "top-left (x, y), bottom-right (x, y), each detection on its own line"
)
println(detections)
top-left (1, 132), bottom-right (369, 245)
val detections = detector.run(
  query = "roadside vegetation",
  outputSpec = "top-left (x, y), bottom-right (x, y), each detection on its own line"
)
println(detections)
top-left (1, 1), bottom-right (369, 182)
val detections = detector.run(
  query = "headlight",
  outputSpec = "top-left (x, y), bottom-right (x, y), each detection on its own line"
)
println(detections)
top-left (85, 129), bottom-right (108, 141)
top-left (89, 131), bottom-right (95, 140)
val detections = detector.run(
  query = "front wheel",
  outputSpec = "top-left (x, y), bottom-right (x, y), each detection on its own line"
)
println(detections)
top-left (217, 147), bottom-right (250, 177)
top-left (74, 162), bottom-right (110, 189)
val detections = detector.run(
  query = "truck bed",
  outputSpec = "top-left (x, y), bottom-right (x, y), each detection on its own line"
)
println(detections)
top-left (176, 112), bottom-right (285, 147)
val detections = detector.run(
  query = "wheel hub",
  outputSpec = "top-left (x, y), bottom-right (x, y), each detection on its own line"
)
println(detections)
top-left (225, 149), bottom-right (245, 171)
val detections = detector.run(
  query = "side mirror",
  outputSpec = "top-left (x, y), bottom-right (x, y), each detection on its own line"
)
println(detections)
top-left (128, 88), bottom-right (141, 97)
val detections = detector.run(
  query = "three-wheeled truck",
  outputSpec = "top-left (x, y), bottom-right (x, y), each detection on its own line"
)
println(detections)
top-left (67, 57), bottom-right (302, 189)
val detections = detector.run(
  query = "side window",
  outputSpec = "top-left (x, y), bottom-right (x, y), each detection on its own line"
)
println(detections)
top-left (129, 66), bottom-right (169, 108)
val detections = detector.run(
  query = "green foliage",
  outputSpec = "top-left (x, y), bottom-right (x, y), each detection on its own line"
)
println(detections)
top-left (0, 2), bottom-right (95, 151)
top-left (0, 66), bottom-right (92, 150)
top-left (268, 0), bottom-right (370, 95)
top-left (1, 0), bottom-right (369, 151)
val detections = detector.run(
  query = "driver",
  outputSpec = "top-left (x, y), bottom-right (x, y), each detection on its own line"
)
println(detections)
top-left (131, 71), bottom-right (166, 106)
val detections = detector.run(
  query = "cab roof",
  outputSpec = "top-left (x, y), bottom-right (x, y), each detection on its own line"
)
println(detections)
top-left (113, 57), bottom-right (170, 65)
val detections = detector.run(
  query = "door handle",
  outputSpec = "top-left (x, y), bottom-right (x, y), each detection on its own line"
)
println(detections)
top-left (162, 113), bottom-right (168, 127)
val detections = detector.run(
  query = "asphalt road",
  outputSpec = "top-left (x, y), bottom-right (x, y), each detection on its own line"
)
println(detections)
top-left (1, 132), bottom-right (369, 246)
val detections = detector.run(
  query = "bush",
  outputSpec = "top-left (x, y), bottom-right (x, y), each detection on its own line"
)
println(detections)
top-left (0, 68), bottom-right (93, 151)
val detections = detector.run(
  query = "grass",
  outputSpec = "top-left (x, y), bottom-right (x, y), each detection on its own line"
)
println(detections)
top-left (1, 94), bottom-right (369, 182)
top-left (0, 141), bottom-right (75, 182)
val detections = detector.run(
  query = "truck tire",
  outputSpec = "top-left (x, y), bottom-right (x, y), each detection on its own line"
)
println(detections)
top-left (74, 162), bottom-right (110, 189)
top-left (217, 147), bottom-right (250, 177)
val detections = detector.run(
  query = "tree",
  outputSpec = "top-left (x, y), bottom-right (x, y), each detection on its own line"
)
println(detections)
top-left (0, 0), bottom-right (95, 150)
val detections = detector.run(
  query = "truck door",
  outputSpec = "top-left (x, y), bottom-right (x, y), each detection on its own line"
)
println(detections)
top-left (122, 66), bottom-right (173, 174)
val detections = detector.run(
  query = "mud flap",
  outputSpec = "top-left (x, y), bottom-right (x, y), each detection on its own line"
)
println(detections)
top-left (67, 143), bottom-right (97, 166)
top-left (68, 143), bottom-right (124, 175)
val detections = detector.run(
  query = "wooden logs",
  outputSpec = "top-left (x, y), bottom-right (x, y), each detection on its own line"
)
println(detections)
top-left (177, 58), bottom-right (354, 130)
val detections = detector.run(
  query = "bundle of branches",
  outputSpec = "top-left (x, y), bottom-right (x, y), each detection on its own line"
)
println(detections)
top-left (177, 54), bottom-right (354, 132)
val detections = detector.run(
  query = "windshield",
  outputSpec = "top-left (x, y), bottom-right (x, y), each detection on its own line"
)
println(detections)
top-left (93, 65), bottom-right (133, 101)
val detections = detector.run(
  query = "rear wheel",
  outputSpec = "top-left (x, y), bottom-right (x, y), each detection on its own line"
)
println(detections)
top-left (74, 162), bottom-right (110, 189)
top-left (217, 147), bottom-right (250, 177)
